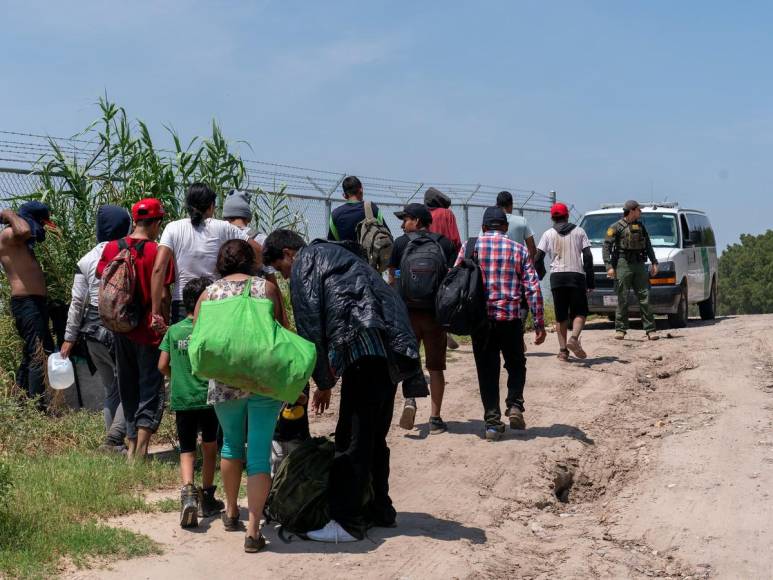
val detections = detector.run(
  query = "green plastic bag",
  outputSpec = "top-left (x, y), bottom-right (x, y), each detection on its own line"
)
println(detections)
top-left (188, 278), bottom-right (316, 403)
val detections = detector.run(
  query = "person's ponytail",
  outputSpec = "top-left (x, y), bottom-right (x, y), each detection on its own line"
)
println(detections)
top-left (186, 183), bottom-right (217, 227)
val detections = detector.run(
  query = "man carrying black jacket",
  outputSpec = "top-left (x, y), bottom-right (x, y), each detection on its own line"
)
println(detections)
top-left (535, 202), bottom-right (595, 361)
top-left (263, 230), bottom-right (422, 544)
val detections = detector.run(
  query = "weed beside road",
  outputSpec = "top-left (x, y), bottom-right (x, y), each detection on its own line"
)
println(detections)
top-left (0, 396), bottom-right (177, 579)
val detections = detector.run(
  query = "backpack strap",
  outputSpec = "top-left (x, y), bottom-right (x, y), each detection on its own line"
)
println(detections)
top-left (117, 237), bottom-right (146, 257)
top-left (464, 237), bottom-right (478, 261)
top-left (364, 201), bottom-right (375, 221)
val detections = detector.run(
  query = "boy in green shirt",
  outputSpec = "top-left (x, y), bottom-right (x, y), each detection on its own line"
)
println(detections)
top-left (159, 277), bottom-right (224, 528)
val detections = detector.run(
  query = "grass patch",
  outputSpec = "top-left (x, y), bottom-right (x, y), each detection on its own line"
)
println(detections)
top-left (0, 397), bottom-right (178, 578)
top-left (152, 497), bottom-right (179, 513)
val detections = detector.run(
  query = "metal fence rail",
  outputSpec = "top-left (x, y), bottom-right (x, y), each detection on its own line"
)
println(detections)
top-left (0, 130), bottom-right (561, 240)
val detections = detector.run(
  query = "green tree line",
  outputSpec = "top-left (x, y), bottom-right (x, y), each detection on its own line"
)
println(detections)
top-left (718, 230), bottom-right (773, 314)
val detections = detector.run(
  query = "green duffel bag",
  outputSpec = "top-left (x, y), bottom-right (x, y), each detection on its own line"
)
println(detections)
top-left (188, 277), bottom-right (316, 403)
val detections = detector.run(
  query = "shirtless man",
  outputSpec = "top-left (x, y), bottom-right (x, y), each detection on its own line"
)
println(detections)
top-left (0, 202), bottom-right (56, 402)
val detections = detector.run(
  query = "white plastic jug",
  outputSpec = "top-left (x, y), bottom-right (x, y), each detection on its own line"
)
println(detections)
top-left (47, 352), bottom-right (75, 390)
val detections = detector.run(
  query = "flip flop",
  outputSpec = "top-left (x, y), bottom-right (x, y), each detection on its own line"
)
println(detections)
top-left (567, 337), bottom-right (587, 359)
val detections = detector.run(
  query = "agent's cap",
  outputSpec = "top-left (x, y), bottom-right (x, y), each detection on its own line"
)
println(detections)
top-left (624, 200), bottom-right (640, 212)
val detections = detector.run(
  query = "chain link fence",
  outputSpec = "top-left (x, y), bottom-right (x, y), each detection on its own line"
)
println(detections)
top-left (0, 130), bottom-right (561, 240)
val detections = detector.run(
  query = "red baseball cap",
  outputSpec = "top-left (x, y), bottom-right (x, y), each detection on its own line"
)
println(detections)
top-left (550, 202), bottom-right (569, 219)
top-left (131, 198), bottom-right (165, 221)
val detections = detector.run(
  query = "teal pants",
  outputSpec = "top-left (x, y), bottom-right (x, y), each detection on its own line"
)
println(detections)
top-left (214, 395), bottom-right (282, 476)
top-left (615, 257), bottom-right (656, 333)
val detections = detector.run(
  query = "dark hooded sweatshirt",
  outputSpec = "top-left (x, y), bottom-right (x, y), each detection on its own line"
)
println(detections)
top-left (424, 187), bottom-right (461, 251)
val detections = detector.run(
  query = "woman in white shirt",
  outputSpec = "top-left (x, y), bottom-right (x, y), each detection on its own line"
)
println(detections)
top-left (150, 183), bottom-right (256, 329)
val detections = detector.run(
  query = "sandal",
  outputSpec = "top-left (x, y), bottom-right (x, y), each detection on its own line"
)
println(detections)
top-left (567, 337), bottom-right (587, 359)
top-left (557, 349), bottom-right (570, 362)
top-left (244, 533), bottom-right (267, 553)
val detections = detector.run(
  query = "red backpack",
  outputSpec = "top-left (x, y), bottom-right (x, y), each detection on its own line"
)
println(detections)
top-left (98, 238), bottom-right (146, 333)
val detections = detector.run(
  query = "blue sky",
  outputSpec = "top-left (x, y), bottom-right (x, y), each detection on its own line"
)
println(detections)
top-left (2, 0), bottom-right (771, 250)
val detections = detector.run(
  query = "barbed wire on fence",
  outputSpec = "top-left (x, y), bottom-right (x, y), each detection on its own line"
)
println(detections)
top-left (0, 128), bottom-right (579, 239)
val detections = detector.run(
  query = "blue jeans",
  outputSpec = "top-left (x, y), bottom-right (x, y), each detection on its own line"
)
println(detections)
top-left (114, 335), bottom-right (164, 440)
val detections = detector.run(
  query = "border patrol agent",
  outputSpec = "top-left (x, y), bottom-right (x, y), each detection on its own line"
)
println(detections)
top-left (602, 200), bottom-right (660, 341)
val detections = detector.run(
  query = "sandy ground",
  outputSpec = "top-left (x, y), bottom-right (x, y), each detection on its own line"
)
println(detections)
top-left (65, 315), bottom-right (773, 579)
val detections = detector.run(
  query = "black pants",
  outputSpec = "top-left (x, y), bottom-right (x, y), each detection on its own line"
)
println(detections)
top-left (330, 356), bottom-right (397, 538)
top-left (10, 296), bottom-right (55, 401)
top-left (471, 319), bottom-right (526, 427)
top-left (175, 408), bottom-right (220, 453)
top-left (114, 334), bottom-right (165, 440)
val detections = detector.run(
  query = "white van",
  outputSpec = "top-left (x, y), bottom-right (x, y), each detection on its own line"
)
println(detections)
top-left (577, 203), bottom-right (718, 328)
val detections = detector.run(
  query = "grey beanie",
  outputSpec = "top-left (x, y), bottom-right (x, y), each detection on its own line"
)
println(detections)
top-left (223, 189), bottom-right (252, 220)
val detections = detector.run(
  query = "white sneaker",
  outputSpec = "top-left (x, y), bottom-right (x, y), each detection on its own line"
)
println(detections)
top-left (306, 520), bottom-right (358, 543)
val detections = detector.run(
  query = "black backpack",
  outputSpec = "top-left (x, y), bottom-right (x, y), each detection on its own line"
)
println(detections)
top-left (399, 232), bottom-right (448, 310)
top-left (435, 237), bottom-right (488, 335)
top-left (264, 436), bottom-right (335, 535)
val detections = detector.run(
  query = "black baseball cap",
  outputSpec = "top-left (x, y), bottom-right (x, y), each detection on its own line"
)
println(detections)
top-left (624, 200), bottom-right (640, 212)
top-left (482, 206), bottom-right (508, 228)
top-left (394, 203), bottom-right (433, 225)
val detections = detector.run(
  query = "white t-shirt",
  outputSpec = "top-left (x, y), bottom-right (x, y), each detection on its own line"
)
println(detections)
top-left (159, 218), bottom-right (249, 301)
top-left (537, 226), bottom-right (591, 275)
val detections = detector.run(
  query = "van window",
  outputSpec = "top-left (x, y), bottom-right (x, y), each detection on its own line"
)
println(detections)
top-left (580, 212), bottom-right (679, 247)
top-left (680, 214), bottom-right (690, 245)
top-left (699, 215), bottom-right (716, 247)
top-left (685, 213), bottom-right (705, 246)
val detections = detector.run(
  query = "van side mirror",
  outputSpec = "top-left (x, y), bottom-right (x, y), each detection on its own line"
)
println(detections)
top-left (684, 232), bottom-right (697, 247)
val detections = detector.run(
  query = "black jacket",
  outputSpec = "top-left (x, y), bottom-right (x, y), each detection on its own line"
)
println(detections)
top-left (290, 240), bottom-right (421, 390)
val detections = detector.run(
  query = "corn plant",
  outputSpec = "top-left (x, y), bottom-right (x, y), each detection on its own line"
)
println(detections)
top-left (196, 121), bottom-right (248, 212)
top-left (0, 95), bottom-right (308, 313)
top-left (252, 184), bottom-right (309, 238)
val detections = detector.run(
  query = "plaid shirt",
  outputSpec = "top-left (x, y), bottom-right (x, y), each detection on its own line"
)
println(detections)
top-left (456, 231), bottom-right (544, 328)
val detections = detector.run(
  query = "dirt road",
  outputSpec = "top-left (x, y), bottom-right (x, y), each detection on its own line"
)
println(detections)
top-left (67, 315), bottom-right (773, 579)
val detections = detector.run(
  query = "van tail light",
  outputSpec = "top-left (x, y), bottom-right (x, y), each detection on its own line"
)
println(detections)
top-left (650, 276), bottom-right (677, 285)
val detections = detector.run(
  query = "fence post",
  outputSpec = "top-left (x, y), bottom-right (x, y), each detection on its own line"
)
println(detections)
top-left (324, 198), bottom-right (332, 232)
top-left (462, 184), bottom-right (481, 240)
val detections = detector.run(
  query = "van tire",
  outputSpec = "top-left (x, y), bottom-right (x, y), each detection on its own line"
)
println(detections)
top-left (699, 278), bottom-right (717, 320)
top-left (668, 283), bottom-right (688, 329)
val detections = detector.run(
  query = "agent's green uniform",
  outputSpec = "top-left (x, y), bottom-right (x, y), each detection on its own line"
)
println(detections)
top-left (602, 218), bottom-right (658, 333)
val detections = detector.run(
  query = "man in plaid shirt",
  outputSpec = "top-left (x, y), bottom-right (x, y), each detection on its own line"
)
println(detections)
top-left (455, 206), bottom-right (546, 440)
